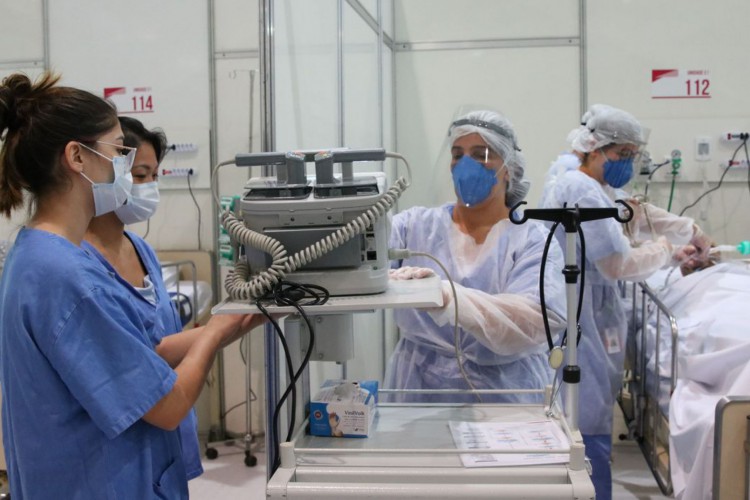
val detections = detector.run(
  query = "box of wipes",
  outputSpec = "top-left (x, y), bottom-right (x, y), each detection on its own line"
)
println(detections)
top-left (309, 379), bottom-right (378, 438)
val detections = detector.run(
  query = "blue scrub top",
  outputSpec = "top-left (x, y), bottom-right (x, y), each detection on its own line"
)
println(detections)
top-left (0, 228), bottom-right (188, 499)
top-left (82, 232), bottom-right (203, 480)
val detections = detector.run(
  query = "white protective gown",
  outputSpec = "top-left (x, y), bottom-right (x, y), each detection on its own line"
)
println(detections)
top-left (385, 204), bottom-right (566, 403)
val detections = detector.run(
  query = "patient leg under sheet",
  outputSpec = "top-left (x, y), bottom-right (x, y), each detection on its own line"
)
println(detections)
top-left (669, 342), bottom-right (750, 500)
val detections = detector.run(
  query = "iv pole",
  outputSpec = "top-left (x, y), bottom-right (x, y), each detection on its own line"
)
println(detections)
top-left (509, 200), bottom-right (633, 433)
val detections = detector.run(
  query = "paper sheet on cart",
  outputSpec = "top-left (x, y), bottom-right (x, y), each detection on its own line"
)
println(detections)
top-left (449, 420), bottom-right (569, 467)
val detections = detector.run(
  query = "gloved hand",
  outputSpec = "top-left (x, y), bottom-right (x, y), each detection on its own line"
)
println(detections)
top-left (689, 225), bottom-right (713, 261)
top-left (389, 266), bottom-right (436, 280)
top-left (673, 243), bottom-right (712, 275)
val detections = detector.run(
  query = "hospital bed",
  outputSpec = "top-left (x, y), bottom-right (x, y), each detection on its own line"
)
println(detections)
top-left (619, 261), bottom-right (750, 498)
top-left (157, 250), bottom-right (214, 327)
top-left (713, 396), bottom-right (750, 500)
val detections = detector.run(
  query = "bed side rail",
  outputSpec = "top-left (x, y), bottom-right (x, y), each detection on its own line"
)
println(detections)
top-left (160, 259), bottom-right (199, 326)
top-left (631, 280), bottom-right (679, 496)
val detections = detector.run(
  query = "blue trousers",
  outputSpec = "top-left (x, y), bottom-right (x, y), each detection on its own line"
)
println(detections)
top-left (583, 434), bottom-right (612, 500)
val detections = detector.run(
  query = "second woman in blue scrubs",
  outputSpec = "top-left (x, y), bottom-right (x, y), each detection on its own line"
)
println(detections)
top-left (83, 116), bottom-right (205, 480)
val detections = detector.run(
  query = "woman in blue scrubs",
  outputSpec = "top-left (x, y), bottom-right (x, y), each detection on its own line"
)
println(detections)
top-left (84, 117), bottom-right (204, 481)
top-left (0, 72), bottom-right (260, 499)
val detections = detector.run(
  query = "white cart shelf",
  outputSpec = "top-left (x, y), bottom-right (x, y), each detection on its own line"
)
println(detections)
top-left (268, 404), bottom-right (594, 499)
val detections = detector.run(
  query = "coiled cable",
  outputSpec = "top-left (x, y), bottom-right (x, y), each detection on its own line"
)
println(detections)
top-left (222, 152), bottom-right (412, 300)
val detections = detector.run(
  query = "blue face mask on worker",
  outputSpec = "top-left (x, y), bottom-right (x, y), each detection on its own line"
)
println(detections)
top-left (601, 151), bottom-right (634, 188)
top-left (78, 141), bottom-right (135, 216)
top-left (451, 155), bottom-right (498, 207)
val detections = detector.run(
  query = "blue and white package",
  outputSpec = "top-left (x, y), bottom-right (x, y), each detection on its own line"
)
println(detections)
top-left (309, 380), bottom-right (378, 438)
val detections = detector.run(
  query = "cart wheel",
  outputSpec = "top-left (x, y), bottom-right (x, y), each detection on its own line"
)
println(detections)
top-left (244, 451), bottom-right (258, 467)
top-left (205, 447), bottom-right (219, 460)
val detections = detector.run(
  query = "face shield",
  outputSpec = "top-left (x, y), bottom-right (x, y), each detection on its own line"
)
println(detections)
top-left (424, 105), bottom-right (529, 209)
top-left (451, 144), bottom-right (497, 166)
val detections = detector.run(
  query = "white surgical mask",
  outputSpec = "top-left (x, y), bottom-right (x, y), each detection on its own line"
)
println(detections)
top-left (78, 141), bottom-right (136, 216)
top-left (115, 181), bottom-right (160, 224)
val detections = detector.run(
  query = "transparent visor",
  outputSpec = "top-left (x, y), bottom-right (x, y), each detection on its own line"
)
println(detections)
top-left (600, 144), bottom-right (646, 167)
top-left (450, 145), bottom-right (499, 167)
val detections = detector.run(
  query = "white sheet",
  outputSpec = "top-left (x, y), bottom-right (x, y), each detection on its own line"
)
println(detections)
top-left (641, 262), bottom-right (750, 500)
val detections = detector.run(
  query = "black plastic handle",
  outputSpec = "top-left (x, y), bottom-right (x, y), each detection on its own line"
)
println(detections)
top-left (510, 199), bottom-right (633, 232)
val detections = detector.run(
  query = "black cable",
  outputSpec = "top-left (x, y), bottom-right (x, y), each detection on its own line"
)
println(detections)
top-left (539, 221), bottom-right (560, 351)
top-left (257, 280), bottom-right (329, 472)
top-left (267, 282), bottom-right (328, 447)
top-left (143, 218), bottom-right (150, 239)
top-left (643, 160), bottom-right (670, 200)
top-left (679, 139), bottom-right (746, 216)
top-left (186, 172), bottom-right (201, 249)
top-left (220, 401), bottom-right (246, 420)
top-left (574, 224), bottom-right (586, 345)
top-left (539, 218), bottom-right (586, 352)
top-left (239, 334), bottom-right (250, 365)
top-left (254, 299), bottom-right (296, 472)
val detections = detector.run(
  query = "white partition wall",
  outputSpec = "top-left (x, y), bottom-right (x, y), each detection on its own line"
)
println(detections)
top-left (0, 0), bottom-right (215, 250)
top-left (0, 0), bottom-right (46, 240)
top-left (393, 0), bottom-right (583, 210)
top-left (586, 0), bottom-right (750, 244)
top-left (212, 0), bottom-right (265, 438)
top-left (270, 0), bottom-right (396, 394)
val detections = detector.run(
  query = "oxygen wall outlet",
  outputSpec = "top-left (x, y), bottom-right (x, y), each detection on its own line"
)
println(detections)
top-left (695, 137), bottom-right (710, 161)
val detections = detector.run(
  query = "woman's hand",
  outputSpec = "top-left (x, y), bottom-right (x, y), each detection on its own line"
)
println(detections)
top-left (206, 313), bottom-right (266, 348)
top-left (389, 266), bottom-right (435, 280)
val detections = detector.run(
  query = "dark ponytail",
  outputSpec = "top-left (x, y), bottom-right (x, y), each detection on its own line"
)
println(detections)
top-left (0, 72), bottom-right (118, 218)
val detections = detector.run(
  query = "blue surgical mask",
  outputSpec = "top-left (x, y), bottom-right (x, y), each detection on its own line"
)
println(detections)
top-left (451, 155), bottom-right (498, 207)
top-left (602, 156), bottom-right (634, 188)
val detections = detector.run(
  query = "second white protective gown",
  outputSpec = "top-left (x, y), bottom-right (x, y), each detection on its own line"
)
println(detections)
top-left (385, 204), bottom-right (566, 403)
